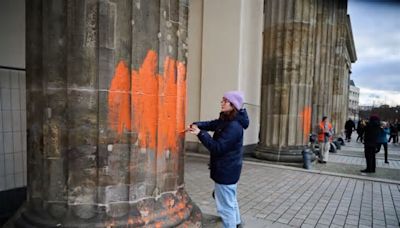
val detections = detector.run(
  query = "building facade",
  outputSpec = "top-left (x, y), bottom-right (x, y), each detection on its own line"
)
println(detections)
top-left (348, 80), bottom-right (360, 121)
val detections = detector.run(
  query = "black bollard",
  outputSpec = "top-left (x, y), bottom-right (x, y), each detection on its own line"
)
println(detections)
top-left (302, 149), bottom-right (313, 170)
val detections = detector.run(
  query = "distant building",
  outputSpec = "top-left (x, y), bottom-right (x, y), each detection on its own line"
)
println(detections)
top-left (359, 105), bottom-right (373, 111)
top-left (348, 80), bottom-right (360, 121)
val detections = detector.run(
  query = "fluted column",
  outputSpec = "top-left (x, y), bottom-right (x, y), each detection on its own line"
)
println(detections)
top-left (311, 0), bottom-right (350, 136)
top-left (17, 0), bottom-right (201, 227)
top-left (331, 0), bottom-right (350, 136)
top-left (311, 0), bottom-right (335, 132)
top-left (254, 0), bottom-right (317, 162)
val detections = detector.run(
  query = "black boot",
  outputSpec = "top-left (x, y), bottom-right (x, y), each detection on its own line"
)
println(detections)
top-left (361, 169), bottom-right (372, 173)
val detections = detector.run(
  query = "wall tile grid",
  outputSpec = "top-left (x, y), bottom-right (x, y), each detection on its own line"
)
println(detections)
top-left (0, 68), bottom-right (26, 191)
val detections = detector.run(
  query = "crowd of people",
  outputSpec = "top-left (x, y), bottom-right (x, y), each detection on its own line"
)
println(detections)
top-left (350, 118), bottom-right (400, 145)
top-left (317, 116), bottom-right (398, 174)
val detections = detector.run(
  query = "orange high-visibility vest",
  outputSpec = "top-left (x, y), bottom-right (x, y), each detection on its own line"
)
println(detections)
top-left (318, 121), bottom-right (333, 142)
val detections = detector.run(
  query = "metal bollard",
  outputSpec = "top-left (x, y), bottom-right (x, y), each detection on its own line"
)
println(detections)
top-left (302, 148), bottom-right (313, 170)
top-left (329, 142), bottom-right (337, 153)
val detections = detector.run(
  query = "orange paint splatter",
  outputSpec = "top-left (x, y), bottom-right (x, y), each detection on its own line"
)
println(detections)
top-left (108, 61), bottom-right (131, 134)
top-left (301, 106), bottom-right (312, 142)
top-left (108, 50), bottom-right (187, 154)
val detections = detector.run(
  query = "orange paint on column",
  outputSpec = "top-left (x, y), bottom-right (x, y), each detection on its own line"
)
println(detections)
top-left (131, 50), bottom-right (159, 149)
top-left (108, 61), bottom-right (131, 134)
top-left (108, 50), bottom-right (187, 154)
top-left (301, 106), bottom-right (312, 141)
top-left (176, 62), bottom-right (187, 135)
top-left (157, 57), bottom-right (178, 155)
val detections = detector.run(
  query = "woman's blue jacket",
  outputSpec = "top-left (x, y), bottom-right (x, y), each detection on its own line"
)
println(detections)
top-left (194, 109), bottom-right (249, 185)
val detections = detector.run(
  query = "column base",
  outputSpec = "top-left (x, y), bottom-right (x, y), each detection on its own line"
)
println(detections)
top-left (13, 188), bottom-right (202, 228)
top-left (254, 145), bottom-right (313, 163)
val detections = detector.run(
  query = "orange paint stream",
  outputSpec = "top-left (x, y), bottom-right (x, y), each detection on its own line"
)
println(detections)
top-left (157, 57), bottom-right (178, 154)
top-left (131, 51), bottom-right (159, 149)
top-left (176, 62), bottom-right (187, 135)
top-left (108, 50), bottom-right (187, 154)
top-left (301, 106), bottom-right (312, 142)
top-left (108, 61), bottom-right (131, 134)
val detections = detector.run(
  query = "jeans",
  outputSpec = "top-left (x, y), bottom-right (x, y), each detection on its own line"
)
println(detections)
top-left (215, 183), bottom-right (241, 228)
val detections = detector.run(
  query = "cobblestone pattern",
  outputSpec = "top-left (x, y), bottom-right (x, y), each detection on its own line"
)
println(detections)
top-left (185, 156), bottom-right (400, 228)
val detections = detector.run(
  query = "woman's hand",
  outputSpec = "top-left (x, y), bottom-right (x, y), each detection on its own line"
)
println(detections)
top-left (186, 124), bottom-right (200, 135)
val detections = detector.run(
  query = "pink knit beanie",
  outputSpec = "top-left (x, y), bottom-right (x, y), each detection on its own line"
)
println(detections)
top-left (223, 91), bottom-right (244, 110)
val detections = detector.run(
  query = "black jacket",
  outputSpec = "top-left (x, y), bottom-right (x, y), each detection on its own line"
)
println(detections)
top-left (364, 119), bottom-right (381, 148)
top-left (194, 109), bottom-right (249, 185)
top-left (345, 120), bottom-right (355, 131)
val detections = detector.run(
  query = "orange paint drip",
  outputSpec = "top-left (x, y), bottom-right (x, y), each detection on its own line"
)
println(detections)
top-left (131, 50), bottom-right (159, 149)
top-left (301, 106), bottom-right (312, 142)
top-left (176, 62), bottom-right (187, 135)
top-left (108, 50), bottom-right (187, 154)
top-left (108, 61), bottom-right (131, 134)
top-left (157, 57), bottom-right (178, 155)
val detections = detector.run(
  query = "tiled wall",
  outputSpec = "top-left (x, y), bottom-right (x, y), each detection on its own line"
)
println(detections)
top-left (0, 68), bottom-right (27, 191)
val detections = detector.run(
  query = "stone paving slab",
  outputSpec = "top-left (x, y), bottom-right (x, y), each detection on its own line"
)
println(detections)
top-left (202, 213), bottom-right (294, 228)
top-left (185, 155), bottom-right (400, 228)
top-left (339, 141), bottom-right (400, 158)
top-left (328, 154), bottom-right (400, 170)
top-left (310, 140), bottom-right (400, 181)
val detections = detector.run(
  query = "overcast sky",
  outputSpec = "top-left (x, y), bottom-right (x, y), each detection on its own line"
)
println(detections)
top-left (348, 0), bottom-right (400, 106)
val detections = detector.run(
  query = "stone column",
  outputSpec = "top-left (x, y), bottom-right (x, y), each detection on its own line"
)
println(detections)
top-left (331, 1), bottom-right (350, 136)
top-left (17, 0), bottom-right (201, 227)
top-left (312, 0), bottom-right (350, 136)
top-left (254, 0), bottom-right (317, 162)
top-left (311, 0), bottom-right (336, 132)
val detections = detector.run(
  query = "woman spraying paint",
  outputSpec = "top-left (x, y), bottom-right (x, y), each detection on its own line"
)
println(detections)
top-left (187, 91), bottom-right (249, 228)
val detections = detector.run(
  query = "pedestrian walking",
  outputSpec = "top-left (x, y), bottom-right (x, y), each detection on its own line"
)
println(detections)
top-left (187, 91), bottom-right (249, 228)
top-left (388, 121), bottom-right (398, 144)
top-left (356, 120), bottom-right (366, 143)
top-left (361, 115), bottom-right (381, 173)
top-left (396, 120), bottom-right (400, 144)
top-left (376, 121), bottom-right (390, 164)
top-left (318, 116), bottom-right (333, 163)
top-left (345, 118), bottom-right (356, 142)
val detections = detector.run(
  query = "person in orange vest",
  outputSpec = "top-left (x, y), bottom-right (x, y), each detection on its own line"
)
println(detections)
top-left (318, 116), bottom-right (333, 163)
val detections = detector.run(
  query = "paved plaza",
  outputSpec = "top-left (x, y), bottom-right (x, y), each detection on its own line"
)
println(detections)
top-left (185, 141), bottom-right (400, 228)
top-left (332, 142), bottom-right (400, 168)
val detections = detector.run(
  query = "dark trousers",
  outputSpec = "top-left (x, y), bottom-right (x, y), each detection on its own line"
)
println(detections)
top-left (356, 134), bottom-right (363, 143)
top-left (345, 130), bottom-right (352, 141)
top-left (364, 146), bottom-right (376, 172)
top-left (388, 134), bottom-right (398, 143)
top-left (376, 143), bottom-right (388, 162)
